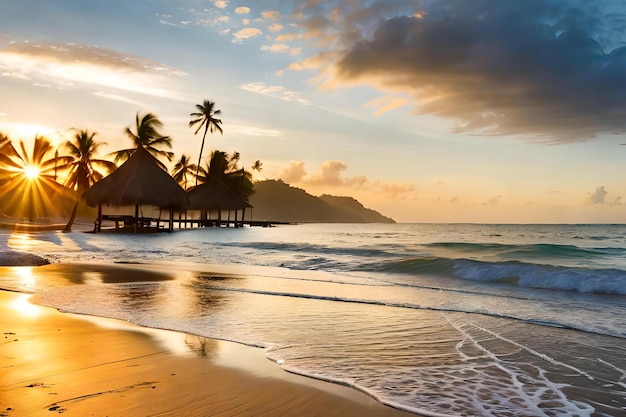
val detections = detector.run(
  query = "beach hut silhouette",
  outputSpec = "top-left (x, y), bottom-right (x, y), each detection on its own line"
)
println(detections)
top-left (82, 146), bottom-right (188, 232)
top-left (186, 178), bottom-right (252, 227)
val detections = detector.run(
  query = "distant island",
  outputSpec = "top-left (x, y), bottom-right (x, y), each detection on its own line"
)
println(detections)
top-left (248, 180), bottom-right (395, 224)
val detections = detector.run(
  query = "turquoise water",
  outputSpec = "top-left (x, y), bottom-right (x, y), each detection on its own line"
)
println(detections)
top-left (1, 223), bottom-right (625, 416)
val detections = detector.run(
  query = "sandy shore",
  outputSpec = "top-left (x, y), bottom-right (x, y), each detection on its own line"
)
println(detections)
top-left (0, 290), bottom-right (417, 417)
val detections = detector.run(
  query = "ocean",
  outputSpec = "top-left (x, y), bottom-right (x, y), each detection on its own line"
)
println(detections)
top-left (1, 223), bottom-right (625, 416)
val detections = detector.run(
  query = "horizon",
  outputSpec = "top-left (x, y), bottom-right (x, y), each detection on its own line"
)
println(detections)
top-left (2, 1), bottom-right (626, 223)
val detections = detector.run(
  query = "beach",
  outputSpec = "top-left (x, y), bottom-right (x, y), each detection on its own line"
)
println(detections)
top-left (0, 289), bottom-right (415, 417)
top-left (1, 223), bottom-right (625, 416)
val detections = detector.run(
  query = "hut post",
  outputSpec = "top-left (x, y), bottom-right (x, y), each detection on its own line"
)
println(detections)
top-left (134, 204), bottom-right (139, 233)
top-left (96, 204), bottom-right (102, 232)
top-left (169, 209), bottom-right (174, 232)
top-left (241, 207), bottom-right (246, 228)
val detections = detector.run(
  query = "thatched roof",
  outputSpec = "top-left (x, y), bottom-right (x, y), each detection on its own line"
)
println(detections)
top-left (187, 179), bottom-right (252, 211)
top-left (83, 146), bottom-right (188, 210)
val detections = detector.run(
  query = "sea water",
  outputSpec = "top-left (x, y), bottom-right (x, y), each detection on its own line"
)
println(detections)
top-left (1, 223), bottom-right (625, 416)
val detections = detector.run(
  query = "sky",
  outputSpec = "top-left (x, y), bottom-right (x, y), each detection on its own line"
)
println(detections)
top-left (1, 0), bottom-right (626, 223)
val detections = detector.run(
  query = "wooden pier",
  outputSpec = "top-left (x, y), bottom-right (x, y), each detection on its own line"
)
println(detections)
top-left (93, 215), bottom-right (280, 233)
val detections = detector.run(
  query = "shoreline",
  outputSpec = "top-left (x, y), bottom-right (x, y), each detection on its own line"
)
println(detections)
top-left (0, 289), bottom-right (418, 416)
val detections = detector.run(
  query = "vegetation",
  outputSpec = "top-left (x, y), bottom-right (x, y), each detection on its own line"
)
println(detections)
top-left (189, 100), bottom-right (223, 185)
top-left (0, 135), bottom-right (74, 221)
top-left (112, 112), bottom-right (174, 170)
top-left (195, 150), bottom-right (262, 199)
top-left (63, 130), bottom-right (117, 193)
top-left (171, 154), bottom-right (197, 189)
top-left (61, 129), bottom-right (118, 230)
top-left (0, 101), bottom-right (266, 226)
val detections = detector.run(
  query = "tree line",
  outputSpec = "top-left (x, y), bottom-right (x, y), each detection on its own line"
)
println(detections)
top-left (0, 99), bottom-right (262, 225)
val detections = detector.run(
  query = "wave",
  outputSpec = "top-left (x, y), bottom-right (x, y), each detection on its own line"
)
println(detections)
top-left (193, 280), bottom-right (626, 339)
top-left (423, 241), bottom-right (626, 259)
top-left (362, 257), bottom-right (626, 296)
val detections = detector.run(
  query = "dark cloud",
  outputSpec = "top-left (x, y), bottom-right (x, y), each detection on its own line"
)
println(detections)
top-left (313, 0), bottom-right (626, 142)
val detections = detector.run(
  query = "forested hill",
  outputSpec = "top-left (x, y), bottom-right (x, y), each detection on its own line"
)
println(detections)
top-left (248, 180), bottom-right (395, 224)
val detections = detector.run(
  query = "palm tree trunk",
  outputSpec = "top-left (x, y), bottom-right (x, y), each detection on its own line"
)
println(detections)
top-left (63, 200), bottom-right (79, 232)
top-left (134, 204), bottom-right (139, 234)
top-left (195, 126), bottom-right (209, 186)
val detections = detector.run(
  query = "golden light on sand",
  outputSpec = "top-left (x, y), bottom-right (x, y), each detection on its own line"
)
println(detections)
top-left (23, 165), bottom-right (41, 180)
top-left (14, 266), bottom-right (37, 291)
top-left (9, 293), bottom-right (42, 317)
top-left (8, 233), bottom-right (36, 252)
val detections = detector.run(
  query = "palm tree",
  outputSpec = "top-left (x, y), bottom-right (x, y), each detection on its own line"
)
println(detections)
top-left (195, 150), bottom-right (233, 184)
top-left (171, 154), bottom-right (197, 190)
top-left (196, 150), bottom-right (258, 199)
top-left (111, 112), bottom-right (174, 169)
top-left (0, 133), bottom-right (20, 180)
top-left (17, 135), bottom-right (70, 180)
top-left (1, 135), bottom-right (73, 221)
top-left (251, 160), bottom-right (263, 173)
top-left (61, 129), bottom-right (117, 231)
top-left (189, 100), bottom-right (223, 185)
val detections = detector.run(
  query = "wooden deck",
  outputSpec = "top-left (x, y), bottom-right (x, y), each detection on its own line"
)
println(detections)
top-left (92, 217), bottom-right (281, 233)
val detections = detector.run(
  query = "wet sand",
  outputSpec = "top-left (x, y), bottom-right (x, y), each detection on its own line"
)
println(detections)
top-left (0, 290), bottom-right (417, 417)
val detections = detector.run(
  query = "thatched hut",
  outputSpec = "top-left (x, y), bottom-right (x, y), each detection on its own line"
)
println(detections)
top-left (187, 179), bottom-right (252, 227)
top-left (83, 146), bottom-right (188, 232)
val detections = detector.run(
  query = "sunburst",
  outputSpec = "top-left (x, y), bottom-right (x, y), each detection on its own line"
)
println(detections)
top-left (23, 165), bottom-right (41, 180)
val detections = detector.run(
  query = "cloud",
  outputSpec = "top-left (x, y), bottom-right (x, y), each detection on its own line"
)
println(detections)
top-left (93, 91), bottom-right (146, 107)
top-left (288, 0), bottom-right (626, 142)
top-left (261, 43), bottom-right (301, 55)
top-left (307, 160), bottom-right (350, 186)
top-left (261, 43), bottom-right (291, 53)
top-left (229, 123), bottom-right (282, 137)
top-left (262, 10), bottom-right (281, 21)
top-left (235, 7), bottom-right (250, 15)
top-left (364, 95), bottom-right (409, 115)
top-left (588, 186), bottom-right (608, 204)
top-left (213, 0), bottom-right (228, 9)
top-left (376, 181), bottom-right (416, 197)
top-left (240, 82), bottom-right (309, 104)
top-left (240, 82), bottom-right (284, 95)
top-left (278, 160), bottom-right (307, 184)
top-left (232, 27), bottom-right (263, 42)
top-left (0, 41), bottom-right (185, 99)
top-left (268, 23), bottom-right (284, 32)
top-left (277, 160), bottom-right (414, 197)
top-left (483, 195), bottom-right (503, 206)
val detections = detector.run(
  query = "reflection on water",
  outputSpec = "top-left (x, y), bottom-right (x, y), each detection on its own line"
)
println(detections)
top-left (184, 334), bottom-right (219, 357)
top-left (7, 232), bottom-right (37, 252)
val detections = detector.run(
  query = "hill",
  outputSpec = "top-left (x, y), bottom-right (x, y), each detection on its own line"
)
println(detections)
top-left (248, 180), bottom-right (395, 223)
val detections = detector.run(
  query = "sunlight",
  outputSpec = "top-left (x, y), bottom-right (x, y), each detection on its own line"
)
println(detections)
top-left (13, 266), bottom-right (37, 291)
top-left (23, 165), bottom-right (40, 180)
top-left (8, 233), bottom-right (37, 252)
top-left (9, 293), bottom-right (42, 317)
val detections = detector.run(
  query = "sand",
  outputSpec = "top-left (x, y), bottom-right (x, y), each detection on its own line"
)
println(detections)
top-left (0, 290), bottom-right (417, 417)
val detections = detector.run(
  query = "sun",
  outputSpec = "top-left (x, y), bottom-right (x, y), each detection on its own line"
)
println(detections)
top-left (23, 165), bottom-right (41, 180)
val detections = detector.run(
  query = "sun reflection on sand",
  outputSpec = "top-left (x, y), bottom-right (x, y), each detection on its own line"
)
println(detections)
top-left (7, 233), bottom-right (37, 252)
top-left (9, 293), bottom-right (42, 317)
top-left (12, 266), bottom-right (37, 291)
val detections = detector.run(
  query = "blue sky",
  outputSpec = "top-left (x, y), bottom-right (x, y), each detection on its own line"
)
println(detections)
top-left (2, 0), bottom-right (626, 223)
